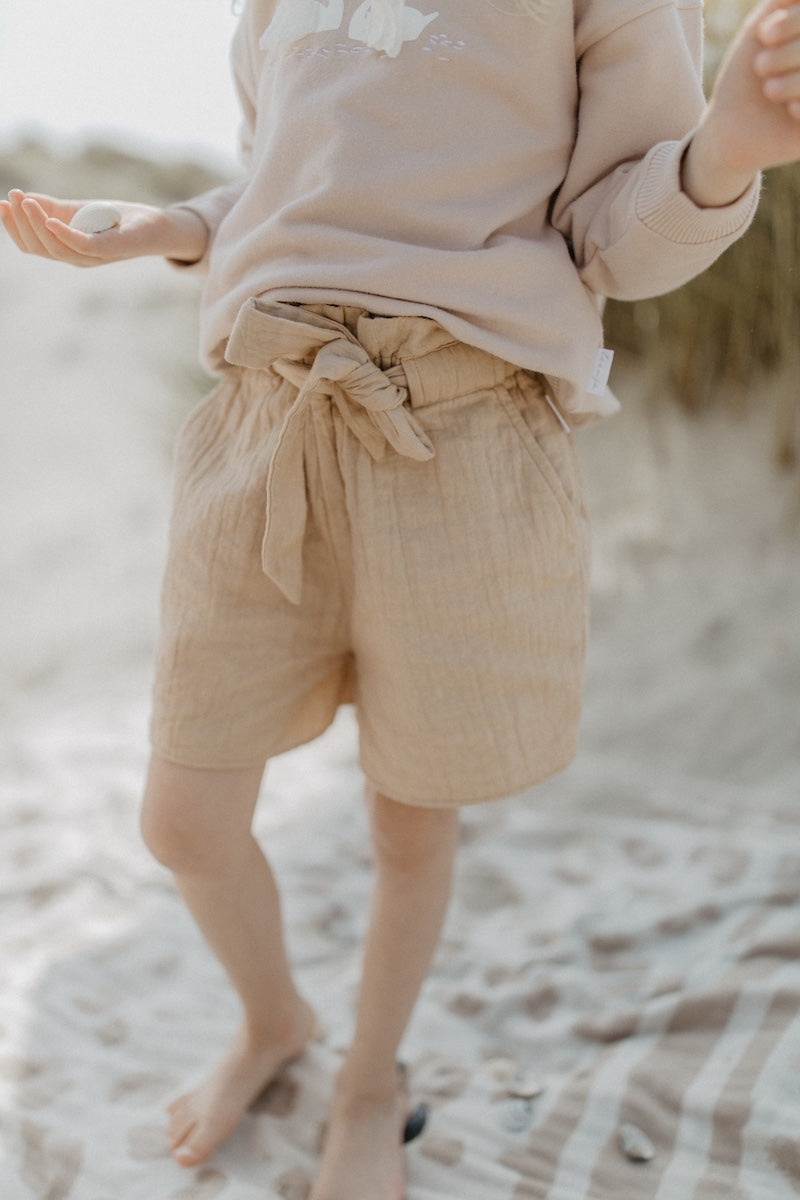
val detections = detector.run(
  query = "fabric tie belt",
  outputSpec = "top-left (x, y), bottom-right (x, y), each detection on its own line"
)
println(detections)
top-left (224, 298), bottom-right (436, 605)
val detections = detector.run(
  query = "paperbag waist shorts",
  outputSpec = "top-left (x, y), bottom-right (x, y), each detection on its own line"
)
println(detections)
top-left (150, 300), bottom-right (590, 806)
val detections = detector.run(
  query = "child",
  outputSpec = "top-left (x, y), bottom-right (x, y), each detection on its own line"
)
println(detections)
top-left (3, 1), bottom-right (800, 1196)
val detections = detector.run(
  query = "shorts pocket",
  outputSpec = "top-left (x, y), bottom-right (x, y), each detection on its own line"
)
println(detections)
top-left (496, 376), bottom-right (582, 526)
top-left (174, 372), bottom-right (240, 464)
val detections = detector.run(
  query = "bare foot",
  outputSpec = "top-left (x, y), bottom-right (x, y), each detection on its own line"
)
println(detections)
top-left (167, 997), bottom-right (316, 1167)
top-left (309, 1070), bottom-right (411, 1200)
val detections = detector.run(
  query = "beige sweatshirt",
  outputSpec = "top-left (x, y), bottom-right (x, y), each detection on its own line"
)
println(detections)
top-left (177, 0), bottom-right (760, 417)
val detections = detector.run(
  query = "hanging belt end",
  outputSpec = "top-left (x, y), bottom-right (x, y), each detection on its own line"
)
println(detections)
top-left (261, 543), bottom-right (304, 607)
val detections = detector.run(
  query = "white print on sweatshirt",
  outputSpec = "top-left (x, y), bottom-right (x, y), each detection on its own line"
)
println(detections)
top-left (259, 0), bottom-right (440, 59)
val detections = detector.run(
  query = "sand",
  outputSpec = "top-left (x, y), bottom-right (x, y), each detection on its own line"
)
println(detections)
top-left (1, 140), bottom-right (799, 1199)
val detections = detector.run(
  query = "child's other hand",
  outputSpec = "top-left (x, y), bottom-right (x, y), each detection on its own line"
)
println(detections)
top-left (686, 0), bottom-right (800, 206)
top-left (754, 1), bottom-right (800, 125)
top-left (0, 191), bottom-right (207, 267)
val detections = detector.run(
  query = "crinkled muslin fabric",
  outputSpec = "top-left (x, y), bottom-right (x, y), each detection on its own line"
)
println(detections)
top-left (150, 301), bottom-right (590, 805)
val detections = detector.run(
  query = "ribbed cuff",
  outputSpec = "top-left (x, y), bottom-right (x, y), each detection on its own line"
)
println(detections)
top-left (636, 135), bottom-right (761, 245)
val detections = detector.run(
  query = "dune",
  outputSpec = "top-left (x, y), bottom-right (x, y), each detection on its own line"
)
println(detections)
top-left (1, 138), bottom-right (799, 1199)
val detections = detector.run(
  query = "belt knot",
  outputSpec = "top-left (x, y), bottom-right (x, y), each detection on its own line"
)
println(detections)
top-left (224, 299), bottom-right (435, 605)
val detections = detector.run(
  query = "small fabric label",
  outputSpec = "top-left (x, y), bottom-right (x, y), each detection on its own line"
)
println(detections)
top-left (587, 348), bottom-right (614, 396)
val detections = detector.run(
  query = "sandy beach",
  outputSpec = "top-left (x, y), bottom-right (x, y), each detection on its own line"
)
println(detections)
top-left (1, 141), bottom-right (799, 1199)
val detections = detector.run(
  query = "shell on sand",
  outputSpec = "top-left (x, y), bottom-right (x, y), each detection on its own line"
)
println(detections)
top-left (618, 1122), bottom-right (655, 1162)
top-left (506, 1076), bottom-right (545, 1101)
top-left (69, 202), bottom-right (122, 234)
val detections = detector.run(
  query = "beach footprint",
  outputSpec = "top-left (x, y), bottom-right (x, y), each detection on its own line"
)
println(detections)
top-left (19, 1119), bottom-right (83, 1200)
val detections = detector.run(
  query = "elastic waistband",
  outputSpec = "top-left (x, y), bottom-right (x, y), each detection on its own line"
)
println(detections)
top-left (225, 299), bottom-right (521, 410)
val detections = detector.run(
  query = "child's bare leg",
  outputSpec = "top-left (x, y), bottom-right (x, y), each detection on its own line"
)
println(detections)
top-left (310, 789), bottom-right (460, 1200)
top-left (140, 755), bottom-right (315, 1167)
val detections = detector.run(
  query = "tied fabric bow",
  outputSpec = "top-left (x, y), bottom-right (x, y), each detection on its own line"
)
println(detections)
top-left (225, 299), bottom-right (435, 605)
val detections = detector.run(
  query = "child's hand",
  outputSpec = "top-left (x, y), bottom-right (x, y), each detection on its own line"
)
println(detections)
top-left (683, 0), bottom-right (800, 206)
top-left (0, 191), bottom-right (207, 267)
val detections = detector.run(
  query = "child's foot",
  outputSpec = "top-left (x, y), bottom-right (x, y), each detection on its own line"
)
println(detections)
top-left (167, 997), bottom-right (316, 1167)
top-left (309, 1068), bottom-right (414, 1200)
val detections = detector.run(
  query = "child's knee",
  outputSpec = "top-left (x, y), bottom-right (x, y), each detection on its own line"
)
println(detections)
top-left (140, 770), bottom-right (204, 872)
top-left (139, 756), bottom-right (258, 874)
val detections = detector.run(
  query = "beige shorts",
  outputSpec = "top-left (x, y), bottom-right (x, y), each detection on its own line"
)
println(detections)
top-left (150, 300), bottom-right (590, 806)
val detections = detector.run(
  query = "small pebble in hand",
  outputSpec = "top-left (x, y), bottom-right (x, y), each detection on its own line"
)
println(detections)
top-left (69, 202), bottom-right (122, 234)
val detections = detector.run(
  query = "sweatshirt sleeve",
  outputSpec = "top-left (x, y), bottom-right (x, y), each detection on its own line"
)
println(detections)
top-left (166, 9), bottom-right (259, 272)
top-left (551, 0), bottom-right (760, 301)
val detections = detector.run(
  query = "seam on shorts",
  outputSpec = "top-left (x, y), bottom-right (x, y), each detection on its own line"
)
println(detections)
top-left (495, 384), bottom-right (578, 527)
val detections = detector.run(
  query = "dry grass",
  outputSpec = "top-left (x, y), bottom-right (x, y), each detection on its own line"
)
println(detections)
top-left (0, 138), bottom-right (226, 209)
top-left (604, 0), bottom-right (800, 466)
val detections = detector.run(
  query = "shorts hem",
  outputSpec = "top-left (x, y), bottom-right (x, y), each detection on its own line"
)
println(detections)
top-left (149, 746), bottom-right (272, 771)
top-left (360, 741), bottom-right (579, 809)
top-left (149, 714), bottom-right (339, 773)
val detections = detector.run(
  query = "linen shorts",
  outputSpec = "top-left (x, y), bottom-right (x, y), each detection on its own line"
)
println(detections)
top-left (150, 300), bottom-right (590, 806)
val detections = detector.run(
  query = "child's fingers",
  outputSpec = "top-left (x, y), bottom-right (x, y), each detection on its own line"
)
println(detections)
top-left (753, 5), bottom-right (800, 111)
top-left (761, 66), bottom-right (800, 103)
top-left (14, 191), bottom-right (83, 224)
top-left (754, 44), bottom-right (800, 105)
top-left (42, 216), bottom-right (122, 264)
top-left (0, 200), bottom-right (27, 253)
top-left (755, 35), bottom-right (800, 78)
top-left (8, 191), bottom-right (67, 259)
top-left (21, 197), bottom-right (94, 265)
top-left (6, 193), bottom-right (55, 256)
top-left (757, 3), bottom-right (800, 46)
